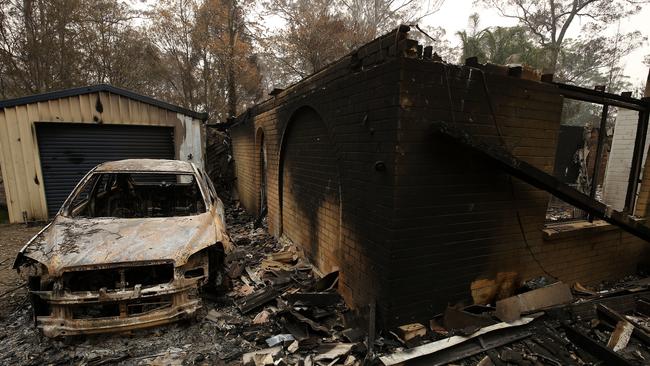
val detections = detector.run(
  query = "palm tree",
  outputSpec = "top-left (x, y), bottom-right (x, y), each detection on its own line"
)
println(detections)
top-left (457, 14), bottom-right (540, 67)
top-left (457, 13), bottom-right (486, 63)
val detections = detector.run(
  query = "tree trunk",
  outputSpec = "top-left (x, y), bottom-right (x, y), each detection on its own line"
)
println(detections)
top-left (226, 1), bottom-right (239, 118)
top-left (23, 0), bottom-right (39, 92)
top-left (227, 53), bottom-right (237, 117)
top-left (544, 43), bottom-right (561, 75)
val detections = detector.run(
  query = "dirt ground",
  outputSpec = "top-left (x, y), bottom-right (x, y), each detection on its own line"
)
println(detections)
top-left (0, 207), bottom-right (292, 365)
top-left (0, 224), bottom-right (43, 317)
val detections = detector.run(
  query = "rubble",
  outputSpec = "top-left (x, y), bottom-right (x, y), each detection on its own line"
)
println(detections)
top-left (396, 323), bottom-right (426, 342)
top-left (237, 287), bottom-right (280, 314)
top-left (375, 276), bottom-right (650, 365)
top-left (495, 282), bottom-right (574, 322)
top-left (608, 320), bottom-right (634, 352)
top-left (2, 201), bottom-right (650, 365)
top-left (265, 334), bottom-right (294, 347)
top-left (379, 316), bottom-right (539, 365)
top-left (313, 343), bottom-right (354, 361)
top-left (242, 346), bottom-right (282, 366)
top-left (597, 303), bottom-right (650, 345)
top-left (0, 205), bottom-right (363, 365)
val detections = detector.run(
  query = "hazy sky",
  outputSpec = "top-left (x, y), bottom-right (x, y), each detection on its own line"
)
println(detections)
top-left (423, 1), bottom-right (650, 87)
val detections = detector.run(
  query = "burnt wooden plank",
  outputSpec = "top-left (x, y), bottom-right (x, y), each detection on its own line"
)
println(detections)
top-left (285, 292), bottom-right (341, 307)
top-left (406, 326), bottom-right (533, 366)
top-left (636, 299), bottom-right (650, 316)
top-left (553, 82), bottom-right (649, 111)
top-left (567, 291), bottom-right (647, 319)
top-left (236, 287), bottom-right (278, 314)
top-left (597, 304), bottom-right (650, 345)
top-left (563, 324), bottom-right (632, 366)
top-left (589, 104), bottom-right (609, 209)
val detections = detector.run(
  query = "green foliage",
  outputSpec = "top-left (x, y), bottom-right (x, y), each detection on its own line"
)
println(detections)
top-left (457, 14), bottom-right (539, 65)
top-left (466, 0), bottom-right (647, 94)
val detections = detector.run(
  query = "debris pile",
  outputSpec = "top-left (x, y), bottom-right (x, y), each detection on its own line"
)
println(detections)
top-left (223, 207), bottom-right (367, 365)
top-left (376, 276), bottom-right (650, 365)
top-left (0, 205), bottom-right (369, 365)
top-left (2, 205), bottom-right (650, 365)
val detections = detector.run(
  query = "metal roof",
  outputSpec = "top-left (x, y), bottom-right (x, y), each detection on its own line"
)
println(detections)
top-left (95, 159), bottom-right (195, 173)
top-left (0, 84), bottom-right (208, 121)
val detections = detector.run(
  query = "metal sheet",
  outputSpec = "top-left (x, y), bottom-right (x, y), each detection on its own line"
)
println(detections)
top-left (21, 212), bottom-right (219, 276)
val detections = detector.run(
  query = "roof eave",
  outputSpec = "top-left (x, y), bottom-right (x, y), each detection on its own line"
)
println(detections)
top-left (0, 84), bottom-right (209, 121)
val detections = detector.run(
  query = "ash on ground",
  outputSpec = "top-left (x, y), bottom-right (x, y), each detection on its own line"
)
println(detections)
top-left (0, 206), bottom-right (362, 366)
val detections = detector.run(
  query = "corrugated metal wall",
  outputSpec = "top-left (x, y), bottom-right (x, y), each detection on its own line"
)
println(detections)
top-left (0, 91), bottom-right (205, 223)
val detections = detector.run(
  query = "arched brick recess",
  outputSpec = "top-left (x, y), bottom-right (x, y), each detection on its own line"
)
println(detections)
top-left (279, 107), bottom-right (342, 273)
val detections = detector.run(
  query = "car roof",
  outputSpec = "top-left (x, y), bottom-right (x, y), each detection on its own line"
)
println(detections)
top-left (94, 159), bottom-right (195, 173)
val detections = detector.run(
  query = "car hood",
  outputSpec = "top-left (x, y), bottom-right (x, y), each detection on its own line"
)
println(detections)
top-left (20, 213), bottom-right (221, 276)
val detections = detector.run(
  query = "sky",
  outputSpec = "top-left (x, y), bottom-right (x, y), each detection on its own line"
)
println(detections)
top-left (423, 1), bottom-right (650, 88)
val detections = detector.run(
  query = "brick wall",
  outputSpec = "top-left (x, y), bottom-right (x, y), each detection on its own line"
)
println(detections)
top-left (231, 30), bottom-right (408, 324)
top-left (281, 107), bottom-right (341, 274)
top-left (231, 121), bottom-right (259, 214)
top-left (390, 58), bottom-right (648, 325)
top-left (230, 28), bottom-right (650, 329)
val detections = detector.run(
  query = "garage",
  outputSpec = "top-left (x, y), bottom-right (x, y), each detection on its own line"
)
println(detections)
top-left (36, 123), bottom-right (175, 216)
top-left (0, 84), bottom-right (208, 223)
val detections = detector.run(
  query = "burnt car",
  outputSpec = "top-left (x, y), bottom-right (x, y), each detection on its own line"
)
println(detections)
top-left (14, 159), bottom-right (231, 337)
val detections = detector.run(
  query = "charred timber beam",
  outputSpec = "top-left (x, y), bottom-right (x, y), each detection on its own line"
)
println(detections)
top-left (563, 324), bottom-right (632, 366)
top-left (596, 304), bottom-right (650, 345)
top-left (431, 121), bottom-right (650, 243)
top-left (589, 104), bottom-right (610, 221)
top-left (550, 82), bottom-right (650, 111)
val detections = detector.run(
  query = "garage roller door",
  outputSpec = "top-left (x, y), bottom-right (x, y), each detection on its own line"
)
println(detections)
top-left (36, 123), bottom-right (175, 217)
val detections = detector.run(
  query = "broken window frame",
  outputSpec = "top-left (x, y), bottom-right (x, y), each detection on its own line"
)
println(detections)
top-left (548, 84), bottom-right (650, 223)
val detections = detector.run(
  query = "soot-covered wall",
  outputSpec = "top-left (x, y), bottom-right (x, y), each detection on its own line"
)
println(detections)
top-left (230, 27), bottom-right (650, 329)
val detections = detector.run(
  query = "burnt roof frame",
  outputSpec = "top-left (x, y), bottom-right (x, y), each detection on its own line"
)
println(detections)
top-left (553, 82), bottom-right (650, 112)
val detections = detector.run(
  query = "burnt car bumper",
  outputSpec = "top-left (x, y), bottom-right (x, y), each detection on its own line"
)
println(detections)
top-left (27, 261), bottom-right (210, 337)
top-left (32, 282), bottom-right (202, 337)
top-left (38, 296), bottom-right (199, 338)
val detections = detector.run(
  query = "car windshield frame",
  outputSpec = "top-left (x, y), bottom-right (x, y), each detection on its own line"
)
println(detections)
top-left (59, 168), bottom-right (211, 219)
